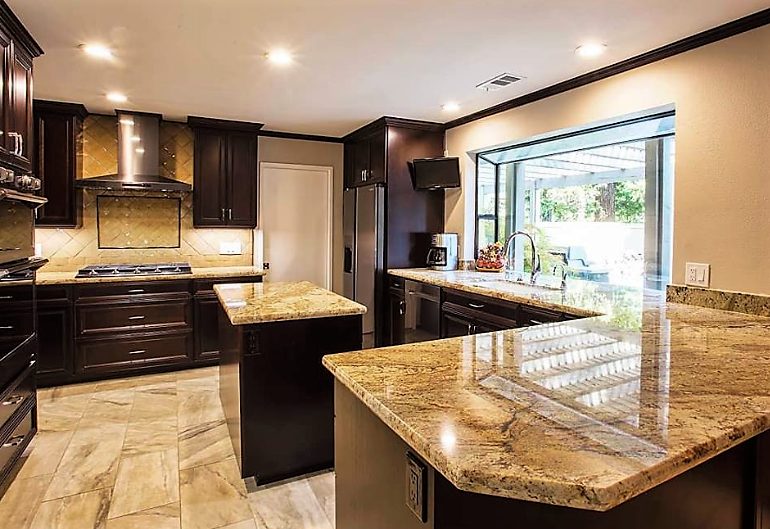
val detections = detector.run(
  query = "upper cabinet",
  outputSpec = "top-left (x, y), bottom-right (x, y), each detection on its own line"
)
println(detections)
top-left (33, 100), bottom-right (87, 227)
top-left (0, 4), bottom-right (43, 173)
top-left (188, 116), bottom-right (263, 228)
top-left (345, 128), bottom-right (386, 187)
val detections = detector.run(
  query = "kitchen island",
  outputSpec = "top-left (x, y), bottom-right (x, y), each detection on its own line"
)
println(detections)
top-left (216, 280), bottom-right (365, 485)
top-left (324, 269), bottom-right (770, 529)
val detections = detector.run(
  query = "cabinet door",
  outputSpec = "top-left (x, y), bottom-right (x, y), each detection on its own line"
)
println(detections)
top-left (441, 310), bottom-right (474, 338)
top-left (366, 129), bottom-right (386, 184)
top-left (388, 290), bottom-right (405, 346)
top-left (194, 296), bottom-right (221, 361)
top-left (226, 131), bottom-right (257, 227)
top-left (8, 43), bottom-right (33, 170)
top-left (351, 140), bottom-right (369, 186)
top-left (193, 128), bottom-right (227, 227)
top-left (37, 304), bottom-right (74, 383)
top-left (34, 112), bottom-right (82, 227)
top-left (0, 28), bottom-right (11, 159)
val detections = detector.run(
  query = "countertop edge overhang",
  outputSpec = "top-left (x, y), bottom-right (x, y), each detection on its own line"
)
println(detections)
top-left (214, 280), bottom-right (366, 325)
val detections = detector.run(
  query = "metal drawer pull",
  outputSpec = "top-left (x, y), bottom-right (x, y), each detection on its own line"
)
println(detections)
top-left (0, 247), bottom-right (21, 252)
top-left (2, 395), bottom-right (24, 406)
top-left (128, 315), bottom-right (146, 321)
top-left (127, 289), bottom-right (145, 294)
top-left (468, 303), bottom-right (486, 309)
top-left (530, 319), bottom-right (544, 325)
top-left (0, 295), bottom-right (13, 300)
top-left (128, 349), bottom-right (146, 355)
top-left (2, 435), bottom-right (25, 448)
top-left (0, 326), bottom-right (13, 330)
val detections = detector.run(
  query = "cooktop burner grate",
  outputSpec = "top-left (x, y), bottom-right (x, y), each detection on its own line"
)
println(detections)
top-left (75, 263), bottom-right (192, 278)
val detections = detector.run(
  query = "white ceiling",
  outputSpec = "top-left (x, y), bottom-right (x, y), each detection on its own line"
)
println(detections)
top-left (8, 0), bottom-right (769, 136)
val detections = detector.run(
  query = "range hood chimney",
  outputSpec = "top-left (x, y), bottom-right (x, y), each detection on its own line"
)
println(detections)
top-left (75, 110), bottom-right (191, 192)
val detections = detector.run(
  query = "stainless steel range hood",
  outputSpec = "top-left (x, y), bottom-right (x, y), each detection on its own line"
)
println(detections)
top-left (75, 110), bottom-right (191, 192)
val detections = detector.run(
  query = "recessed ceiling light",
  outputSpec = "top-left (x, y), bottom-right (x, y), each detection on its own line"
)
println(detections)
top-left (130, 135), bottom-right (141, 143)
top-left (119, 118), bottom-right (134, 126)
top-left (106, 92), bottom-right (127, 103)
top-left (80, 43), bottom-right (113, 60)
top-left (442, 102), bottom-right (461, 113)
top-left (135, 147), bottom-right (145, 154)
top-left (575, 42), bottom-right (607, 58)
top-left (265, 49), bottom-right (293, 66)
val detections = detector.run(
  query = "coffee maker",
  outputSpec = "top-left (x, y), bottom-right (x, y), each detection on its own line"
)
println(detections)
top-left (426, 233), bottom-right (458, 271)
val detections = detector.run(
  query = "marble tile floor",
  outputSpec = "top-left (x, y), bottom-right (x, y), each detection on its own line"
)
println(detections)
top-left (0, 367), bottom-right (336, 529)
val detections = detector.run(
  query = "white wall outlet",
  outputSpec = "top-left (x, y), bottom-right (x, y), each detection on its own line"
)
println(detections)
top-left (685, 262), bottom-right (710, 287)
top-left (219, 241), bottom-right (242, 255)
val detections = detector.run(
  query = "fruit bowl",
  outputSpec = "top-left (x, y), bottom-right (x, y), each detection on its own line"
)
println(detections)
top-left (476, 243), bottom-right (505, 272)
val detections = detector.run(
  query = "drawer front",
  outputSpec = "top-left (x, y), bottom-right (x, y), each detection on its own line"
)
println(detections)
top-left (76, 280), bottom-right (191, 300)
top-left (388, 276), bottom-right (406, 290)
top-left (443, 289), bottom-right (519, 322)
top-left (519, 305), bottom-right (567, 326)
top-left (77, 300), bottom-right (191, 336)
top-left (78, 332), bottom-right (193, 373)
top-left (194, 276), bottom-right (262, 294)
top-left (0, 405), bottom-right (35, 479)
top-left (37, 286), bottom-right (70, 302)
top-left (0, 365), bottom-right (35, 429)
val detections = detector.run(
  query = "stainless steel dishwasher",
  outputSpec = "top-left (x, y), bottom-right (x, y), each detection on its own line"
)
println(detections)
top-left (404, 280), bottom-right (441, 343)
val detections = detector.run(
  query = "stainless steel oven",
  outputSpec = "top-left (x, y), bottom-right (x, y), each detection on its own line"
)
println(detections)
top-left (0, 185), bottom-right (46, 492)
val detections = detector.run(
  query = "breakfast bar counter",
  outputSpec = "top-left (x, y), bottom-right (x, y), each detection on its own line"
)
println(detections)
top-left (324, 270), bottom-right (770, 529)
top-left (216, 281), bottom-right (365, 485)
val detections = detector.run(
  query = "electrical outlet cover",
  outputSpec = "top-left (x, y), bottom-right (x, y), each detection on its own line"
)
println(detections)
top-left (219, 241), bottom-right (242, 255)
top-left (685, 262), bottom-right (710, 288)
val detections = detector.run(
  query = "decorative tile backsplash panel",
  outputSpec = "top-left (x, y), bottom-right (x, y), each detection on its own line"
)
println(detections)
top-left (97, 195), bottom-right (181, 249)
top-left (36, 115), bottom-right (253, 271)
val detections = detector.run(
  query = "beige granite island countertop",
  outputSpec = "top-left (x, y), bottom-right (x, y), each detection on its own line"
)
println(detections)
top-left (215, 281), bottom-right (366, 325)
top-left (36, 265), bottom-right (267, 285)
top-left (323, 268), bottom-right (770, 511)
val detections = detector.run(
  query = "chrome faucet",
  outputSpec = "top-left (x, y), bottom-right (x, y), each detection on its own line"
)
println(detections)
top-left (552, 262), bottom-right (569, 291)
top-left (502, 230), bottom-right (541, 285)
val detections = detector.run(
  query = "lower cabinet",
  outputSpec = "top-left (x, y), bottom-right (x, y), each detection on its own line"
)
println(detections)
top-left (37, 303), bottom-right (74, 385)
top-left (36, 275), bottom-right (262, 387)
top-left (386, 276), bottom-right (580, 342)
top-left (194, 296), bottom-right (222, 361)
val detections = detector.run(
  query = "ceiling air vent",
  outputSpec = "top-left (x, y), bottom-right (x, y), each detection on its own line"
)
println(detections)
top-left (476, 73), bottom-right (523, 92)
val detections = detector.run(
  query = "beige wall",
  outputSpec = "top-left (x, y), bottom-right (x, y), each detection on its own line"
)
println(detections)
top-left (446, 25), bottom-right (770, 294)
top-left (257, 137), bottom-right (345, 293)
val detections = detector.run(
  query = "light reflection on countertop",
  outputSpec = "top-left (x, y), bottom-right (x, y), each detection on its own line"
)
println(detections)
top-left (324, 269), bottom-right (770, 511)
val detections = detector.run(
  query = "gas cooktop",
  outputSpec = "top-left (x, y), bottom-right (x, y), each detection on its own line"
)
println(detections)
top-left (75, 263), bottom-right (193, 278)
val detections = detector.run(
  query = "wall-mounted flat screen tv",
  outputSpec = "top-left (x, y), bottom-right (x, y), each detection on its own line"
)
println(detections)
top-left (409, 157), bottom-right (461, 190)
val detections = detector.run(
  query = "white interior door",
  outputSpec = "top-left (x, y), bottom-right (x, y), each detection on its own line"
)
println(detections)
top-left (258, 163), bottom-right (333, 288)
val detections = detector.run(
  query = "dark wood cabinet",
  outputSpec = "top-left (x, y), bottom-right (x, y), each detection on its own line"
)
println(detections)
top-left (33, 100), bottom-right (86, 227)
top-left (346, 129), bottom-right (386, 187)
top-left (387, 279), bottom-right (406, 346)
top-left (189, 116), bottom-right (263, 228)
top-left (36, 274), bottom-right (263, 387)
top-left (0, 5), bottom-right (42, 173)
top-left (37, 303), bottom-right (74, 384)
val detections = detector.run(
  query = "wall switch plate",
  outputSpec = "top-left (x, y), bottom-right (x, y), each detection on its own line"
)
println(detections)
top-left (685, 262), bottom-right (711, 287)
top-left (405, 452), bottom-right (427, 522)
top-left (219, 241), bottom-right (242, 255)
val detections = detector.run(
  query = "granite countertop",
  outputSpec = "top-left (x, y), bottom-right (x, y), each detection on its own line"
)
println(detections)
top-left (36, 266), bottom-right (267, 285)
top-left (323, 268), bottom-right (770, 511)
top-left (215, 280), bottom-right (366, 325)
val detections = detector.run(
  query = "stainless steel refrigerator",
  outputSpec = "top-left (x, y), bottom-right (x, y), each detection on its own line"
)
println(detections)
top-left (344, 185), bottom-right (385, 345)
